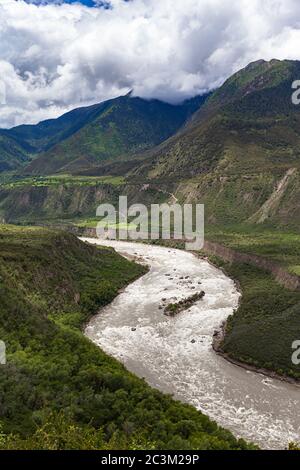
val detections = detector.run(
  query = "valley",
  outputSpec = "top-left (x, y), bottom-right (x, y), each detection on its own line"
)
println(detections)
top-left (0, 225), bottom-right (252, 451)
top-left (1, 58), bottom-right (300, 450)
top-left (83, 238), bottom-right (300, 449)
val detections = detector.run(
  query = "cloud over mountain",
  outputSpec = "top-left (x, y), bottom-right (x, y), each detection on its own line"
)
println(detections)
top-left (1, 0), bottom-right (300, 127)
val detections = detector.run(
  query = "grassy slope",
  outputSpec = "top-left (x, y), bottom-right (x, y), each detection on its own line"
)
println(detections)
top-left (210, 256), bottom-right (300, 380)
top-left (0, 133), bottom-right (31, 172)
top-left (206, 224), bottom-right (300, 275)
top-left (0, 94), bottom-right (206, 176)
top-left (0, 225), bottom-right (252, 450)
top-left (204, 223), bottom-right (300, 379)
top-left (4, 101), bottom-right (113, 154)
top-left (201, 220), bottom-right (300, 381)
top-left (0, 177), bottom-right (124, 224)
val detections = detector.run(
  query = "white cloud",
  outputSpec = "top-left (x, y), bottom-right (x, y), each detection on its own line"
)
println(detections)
top-left (0, 0), bottom-right (300, 127)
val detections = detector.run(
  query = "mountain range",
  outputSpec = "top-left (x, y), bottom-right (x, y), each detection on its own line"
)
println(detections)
top-left (129, 59), bottom-right (300, 227)
top-left (1, 59), bottom-right (300, 229)
top-left (0, 93), bottom-right (207, 174)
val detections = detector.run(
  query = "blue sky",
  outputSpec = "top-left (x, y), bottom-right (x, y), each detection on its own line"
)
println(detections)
top-left (24, 0), bottom-right (132, 6)
top-left (24, 1), bottom-right (111, 6)
top-left (62, 1), bottom-right (99, 5)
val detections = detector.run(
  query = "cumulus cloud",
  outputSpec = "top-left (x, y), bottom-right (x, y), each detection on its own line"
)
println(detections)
top-left (0, 0), bottom-right (300, 127)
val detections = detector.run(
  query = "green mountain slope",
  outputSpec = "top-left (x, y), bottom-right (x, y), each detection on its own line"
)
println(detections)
top-left (24, 94), bottom-right (207, 175)
top-left (2, 60), bottom-right (300, 230)
top-left (132, 59), bottom-right (300, 228)
top-left (0, 133), bottom-right (31, 172)
top-left (0, 101), bottom-right (115, 172)
top-left (4, 101), bottom-right (114, 154)
top-left (0, 93), bottom-right (207, 175)
top-left (0, 225), bottom-right (252, 450)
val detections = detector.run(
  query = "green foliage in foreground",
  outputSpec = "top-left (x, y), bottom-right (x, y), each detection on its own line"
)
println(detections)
top-left (0, 225), bottom-right (253, 450)
top-left (0, 413), bottom-right (157, 450)
top-left (210, 256), bottom-right (300, 379)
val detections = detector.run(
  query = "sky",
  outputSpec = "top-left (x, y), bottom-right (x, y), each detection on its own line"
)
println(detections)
top-left (24, 1), bottom-right (110, 6)
top-left (1, 0), bottom-right (300, 128)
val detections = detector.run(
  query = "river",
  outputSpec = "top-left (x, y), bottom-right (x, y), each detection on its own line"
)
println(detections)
top-left (82, 238), bottom-right (300, 449)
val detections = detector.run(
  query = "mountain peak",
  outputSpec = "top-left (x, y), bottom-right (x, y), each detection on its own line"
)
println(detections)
top-left (201, 58), bottom-right (300, 115)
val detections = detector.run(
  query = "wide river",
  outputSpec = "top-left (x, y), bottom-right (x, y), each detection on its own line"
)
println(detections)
top-left (82, 238), bottom-right (300, 449)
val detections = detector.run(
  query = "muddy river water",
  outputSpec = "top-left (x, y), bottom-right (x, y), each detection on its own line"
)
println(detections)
top-left (82, 238), bottom-right (300, 449)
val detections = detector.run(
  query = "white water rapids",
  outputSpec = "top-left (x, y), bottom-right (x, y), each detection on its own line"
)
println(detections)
top-left (82, 238), bottom-right (300, 449)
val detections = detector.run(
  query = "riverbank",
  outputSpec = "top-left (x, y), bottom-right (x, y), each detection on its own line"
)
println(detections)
top-left (78, 230), bottom-right (300, 384)
top-left (208, 253), bottom-right (300, 382)
top-left (212, 322), bottom-right (300, 387)
top-left (83, 238), bottom-right (300, 449)
top-left (195, 252), bottom-right (300, 386)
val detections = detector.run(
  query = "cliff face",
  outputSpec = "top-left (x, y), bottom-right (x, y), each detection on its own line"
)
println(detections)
top-left (203, 240), bottom-right (300, 290)
top-left (0, 179), bottom-right (178, 225)
top-left (0, 183), bottom-right (121, 223)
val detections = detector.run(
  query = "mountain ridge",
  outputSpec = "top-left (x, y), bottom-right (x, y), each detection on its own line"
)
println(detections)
top-left (2, 59), bottom-right (300, 229)
top-left (123, 59), bottom-right (300, 227)
top-left (0, 93), bottom-right (208, 175)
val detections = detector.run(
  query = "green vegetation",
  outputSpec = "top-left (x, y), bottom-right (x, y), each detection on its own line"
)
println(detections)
top-left (24, 94), bottom-right (206, 175)
top-left (0, 225), bottom-right (252, 450)
top-left (209, 255), bottom-right (300, 380)
top-left (134, 60), bottom-right (300, 228)
top-left (0, 179), bottom-right (123, 224)
top-left (0, 133), bottom-right (31, 172)
top-left (0, 174), bottom-right (126, 190)
top-left (289, 442), bottom-right (300, 450)
top-left (203, 223), bottom-right (300, 380)
top-left (206, 224), bottom-right (300, 275)
top-left (164, 292), bottom-right (205, 317)
top-left (0, 93), bottom-right (206, 175)
top-left (0, 413), bottom-right (158, 450)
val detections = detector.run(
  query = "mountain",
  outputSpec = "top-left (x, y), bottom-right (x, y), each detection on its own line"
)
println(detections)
top-left (0, 133), bottom-right (31, 172)
top-left (21, 93), bottom-right (207, 175)
top-left (3, 100), bottom-right (115, 154)
top-left (0, 93), bottom-right (207, 175)
top-left (130, 59), bottom-right (300, 227)
top-left (2, 59), bottom-right (300, 230)
top-left (0, 101), bottom-right (114, 172)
